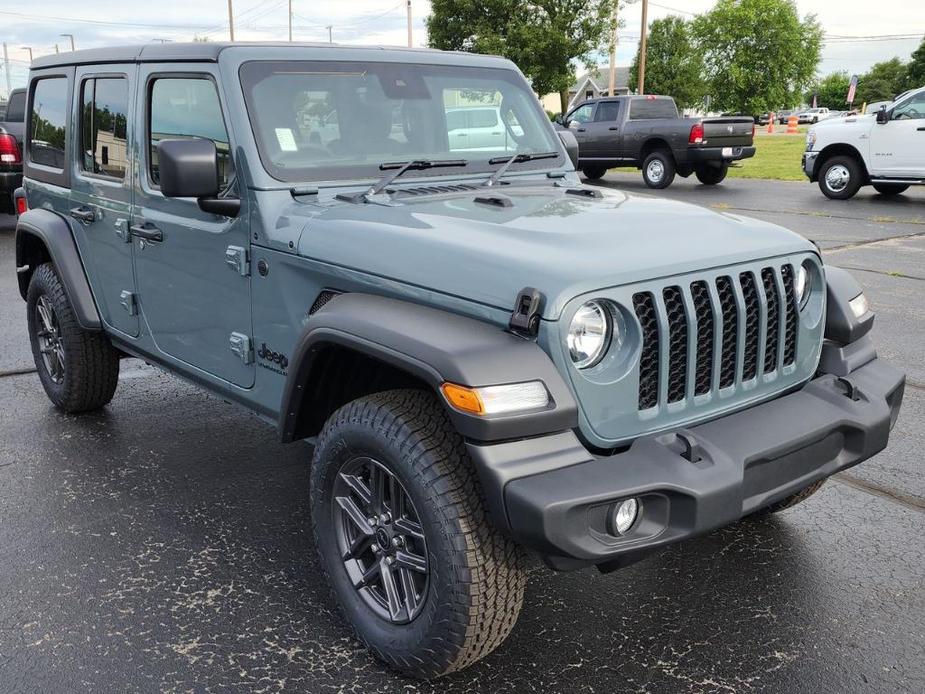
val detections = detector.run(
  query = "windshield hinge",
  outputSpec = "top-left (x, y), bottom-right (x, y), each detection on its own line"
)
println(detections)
top-left (509, 287), bottom-right (543, 338)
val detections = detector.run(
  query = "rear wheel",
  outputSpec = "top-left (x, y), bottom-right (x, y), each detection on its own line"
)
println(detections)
top-left (581, 166), bottom-right (607, 180)
top-left (872, 183), bottom-right (910, 196)
top-left (310, 389), bottom-right (527, 678)
top-left (26, 263), bottom-right (120, 412)
top-left (817, 155), bottom-right (863, 200)
top-left (641, 150), bottom-right (676, 189)
top-left (695, 163), bottom-right (729, 185)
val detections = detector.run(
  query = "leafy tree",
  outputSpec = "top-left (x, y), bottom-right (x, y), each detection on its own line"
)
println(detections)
top-left (693, 0), bottom-right (822, 115)
top-left (427, 0), bottom-right (614, 113)
top-left (856, 58), bottom-right (908, 104)
top-left (805, 71), bottom-right (851, 109)
top-left (907, 35), bottom-right (925, 89)
top-left (628, 16), bottom-right (706, 109)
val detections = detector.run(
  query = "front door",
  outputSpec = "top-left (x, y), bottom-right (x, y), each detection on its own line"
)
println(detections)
top-left (584, 99), bottom-right (623, 158)
top-left (69, 66), bottom-right (138, 337)
top-left (566, 102), bottom-right (596, 158)
top-left (131, 66), bottom-right (254, 388)
top-left (868, 90), bottom-right (925, 176)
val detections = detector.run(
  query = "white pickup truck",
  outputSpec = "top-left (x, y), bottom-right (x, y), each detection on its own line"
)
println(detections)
top-left (803, 86), bottom-right (925, 199)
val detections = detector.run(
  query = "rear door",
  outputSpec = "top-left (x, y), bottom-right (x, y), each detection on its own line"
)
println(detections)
top-left (131, 66), bottom-right (254, 388)
top-left (69, 67), bottom-right (138, 337)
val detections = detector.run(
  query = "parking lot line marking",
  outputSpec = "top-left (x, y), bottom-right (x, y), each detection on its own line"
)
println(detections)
top-left (0, 367), bottom-right (37, 379)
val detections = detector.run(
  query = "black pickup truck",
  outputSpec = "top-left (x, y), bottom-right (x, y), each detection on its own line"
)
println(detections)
top-left (0, 88), bottom-right (26, 215)
top-left (557, 95), bottom-right (756, 188)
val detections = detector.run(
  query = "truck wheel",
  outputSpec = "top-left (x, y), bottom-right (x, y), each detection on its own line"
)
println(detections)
top-left (26, 263), bottom-right (120, 413)
top-left (758, 479), bottom-right (826, 515)
top-left (872, 183), bottom-right (909, 196)
top-left (642, 150), bottom-right (676, 189)
top-left (817, 155), bottom-right (863, 200)
top-left (694, 163), bottom-right (729, 185)
top-left (581, 166), bottom-right (607, 180)
top-left (310, 389), bottom-right (527, 679)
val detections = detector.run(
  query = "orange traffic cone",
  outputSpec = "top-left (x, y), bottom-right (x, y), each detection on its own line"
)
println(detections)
top-left (787, 114), bottom-right (798, 134)
top-left (767, 112), bottom-right (775, 134)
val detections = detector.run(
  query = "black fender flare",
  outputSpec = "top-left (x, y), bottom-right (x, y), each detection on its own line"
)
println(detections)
top-left (15, 208), bottom-right (101, 330)
top-left (279, 293), bottom-right (578, 443)
top-left (825, 266), bottom-right (873, 344)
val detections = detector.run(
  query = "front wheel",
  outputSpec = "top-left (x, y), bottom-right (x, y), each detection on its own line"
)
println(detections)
top-left (817, 155), bottom-right (863, 200)
top-left (641, 150), bottom-right (676, 189)
top-left (581, 166), bottom-right (607, 180)
top-left (310, 390), bottom-right (527, 678)
top-left (695, 163), bottom-right (729, 185)
top-left (757, 479), bottom-right (826, 515)
top-left (872, 183), bottom-right (910, 196)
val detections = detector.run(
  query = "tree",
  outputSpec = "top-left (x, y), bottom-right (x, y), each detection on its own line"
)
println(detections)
top-left (856, 58), bottom-right (908, 104)
top-left (907, 35), bottom-right (925, 89)
top-left (693, 0), bottom-right (822, 114)
top-left (805, 71), bottom-right (851, 109)
top-left (427, 0), bottom-right (613, 113)
top-left (629, 16), bottom-right (706, 109)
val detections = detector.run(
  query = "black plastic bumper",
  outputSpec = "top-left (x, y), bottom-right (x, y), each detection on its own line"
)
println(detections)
top-left (0, 170), bottom-right (23, 214)
top-left (467, 356), bottom-right (904, 567)
top-left (684, 145), bottom-right (756, 164)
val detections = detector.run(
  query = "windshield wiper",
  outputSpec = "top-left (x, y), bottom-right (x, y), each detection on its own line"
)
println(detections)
top-left (483, 151), bottom-right (559, 187)
top-left (366, 158), bottom-right (468, 197)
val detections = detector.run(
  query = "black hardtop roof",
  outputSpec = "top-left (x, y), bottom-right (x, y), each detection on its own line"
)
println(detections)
top-left (30, 41), bottom-right (463, 70)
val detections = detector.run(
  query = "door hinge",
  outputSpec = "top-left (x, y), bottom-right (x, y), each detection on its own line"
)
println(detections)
top-left (119, 290), bottom-right (137, 316)
top-left (115, 218), bottom-right (131, 243)
top-left (225, 245), bottom-right (250, 277)
top-left (229, 332), bottom-right (254, 364)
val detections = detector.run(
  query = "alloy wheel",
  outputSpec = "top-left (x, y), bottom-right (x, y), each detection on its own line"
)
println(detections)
top-left (333, 456), bottom-right (429, 624)
top-left (35, 295), bottom-right (65, 384)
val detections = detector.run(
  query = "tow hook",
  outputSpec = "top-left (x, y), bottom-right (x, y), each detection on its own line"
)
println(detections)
top-left (835, 377), bottom-right (862, 401)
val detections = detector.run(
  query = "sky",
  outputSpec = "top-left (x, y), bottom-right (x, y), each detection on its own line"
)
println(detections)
top-left (1, 0), bottom-right (923, 98)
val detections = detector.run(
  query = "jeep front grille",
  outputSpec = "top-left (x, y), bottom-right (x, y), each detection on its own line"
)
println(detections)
top-left (631, 264), bottom-right (800, 411)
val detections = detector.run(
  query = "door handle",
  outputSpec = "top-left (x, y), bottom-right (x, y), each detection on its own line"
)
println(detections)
top-left (608, 126), bottom-right (620, 131)
top-left (918, 127), bottom-right (925, 131)
top-left (130, 223), bottom-right (163, 242)
top-left (69, 206), bottom-right (95, 223)
top-left (577, 128), bottom-right (586, 132)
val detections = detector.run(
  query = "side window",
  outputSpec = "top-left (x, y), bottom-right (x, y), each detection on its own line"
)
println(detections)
top-left (594, 101), bottom-right (621, 122)
top-left (6, 91), bottom-right (26, 122)
top-left (469, 109), bottom-right (499, 128)
top-left (569, 104), bottom-right (594, 125)
top-left (149, 77), bottom-right (233, 190)
top-left (893, 93), bottom-right (925, 120)
top-left (29, 77), bottom-right (69, 169)
top-left (80, 77), bottom-right (129, 179)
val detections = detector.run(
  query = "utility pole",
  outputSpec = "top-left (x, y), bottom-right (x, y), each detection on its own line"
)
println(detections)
top-left (228, 0), bottom-right (235, 41)
top-left (326, 25), bottom-right (333, 43)
top-left (21, 46), bottom-right (33, 63)
top-left (608, 1), bottom-right (619, 95)
top-left (406, 1), bottom-right (413, 47)
top-left (288, 0), bottom-right (292, 41)
top-left (55, 44), bottom-right (59, 54)
top-left (2, 44), bottom-right (10, 98)
top-left (637, 0), bottom-right (648, 94)
top-left (60, 34), bottom-right (76, 51)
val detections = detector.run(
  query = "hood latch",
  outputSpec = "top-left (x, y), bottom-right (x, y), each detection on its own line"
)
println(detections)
top-left (509, 287), bottom-right (543, 338)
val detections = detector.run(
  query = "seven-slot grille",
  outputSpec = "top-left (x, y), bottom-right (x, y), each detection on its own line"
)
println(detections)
top-left (632, 264), bottom-right (799, 410)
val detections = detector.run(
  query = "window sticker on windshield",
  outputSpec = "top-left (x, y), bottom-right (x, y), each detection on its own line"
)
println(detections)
top-left (275, 128), bottom-right (298, 152)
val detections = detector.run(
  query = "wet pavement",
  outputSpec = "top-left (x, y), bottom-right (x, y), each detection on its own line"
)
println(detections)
top-left (0, 178), bottom-right (923, 693)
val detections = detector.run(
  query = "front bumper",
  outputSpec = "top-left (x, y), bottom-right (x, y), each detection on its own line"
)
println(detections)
top-left (802, 151), bottom-right (819, 180)
top-left (0, 170), bottom-right (23, 213)
top-left (467, 355), bottom-right (904, 567)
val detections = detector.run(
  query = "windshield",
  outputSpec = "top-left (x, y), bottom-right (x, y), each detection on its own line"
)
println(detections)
top-left (239, 60), bottom-right (563, 183)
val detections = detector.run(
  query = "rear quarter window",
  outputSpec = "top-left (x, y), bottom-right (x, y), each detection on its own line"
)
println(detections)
top-left (29, 78), bottom-right (69, 169)
top-left (629, 98), bottom-right (679, 120)
top-left (5, 91), bottom-right (26, 121)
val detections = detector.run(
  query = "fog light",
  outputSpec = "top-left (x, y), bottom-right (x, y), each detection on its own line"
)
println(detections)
top-left (610, 498), bottom-right (639, 535)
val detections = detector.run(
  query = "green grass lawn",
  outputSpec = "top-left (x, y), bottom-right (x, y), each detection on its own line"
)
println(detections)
top-left (611, 132), bottom-right (809, 182)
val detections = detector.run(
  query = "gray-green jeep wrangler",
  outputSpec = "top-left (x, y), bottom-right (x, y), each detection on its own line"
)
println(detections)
top-left (14, 43), bottom-right (904, 678)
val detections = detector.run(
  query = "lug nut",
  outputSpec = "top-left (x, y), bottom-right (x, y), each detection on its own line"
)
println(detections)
top-left (385, 556), bottom-right (395, 565)
top-left (367, 517), bottom-right (377, 527)
top-left (371, 543), bottom-right (380, 554)
top-left (380, 513), bottom-right (391, 524)
top-left (392, 536), bottom-right (403, 548)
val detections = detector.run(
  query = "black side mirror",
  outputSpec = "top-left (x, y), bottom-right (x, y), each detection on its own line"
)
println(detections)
top-left (557, 129), bottom-right (580, 169)
top-left (876, 106), bottom-right (889, 124)
top-left (156, 138), bottom-right (239, 217)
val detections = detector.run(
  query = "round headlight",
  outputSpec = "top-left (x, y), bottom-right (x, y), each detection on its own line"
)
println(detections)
top-left (795, 262), bottom-right (813, 309)
top-left (568, 301), bottom-right (611, 369)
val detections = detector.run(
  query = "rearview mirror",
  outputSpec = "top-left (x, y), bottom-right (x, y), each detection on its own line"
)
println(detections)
top-left (157, 138), bottom-right (240, 217)
top-left (557, 130), bottom-right (580, 169)
top-left (876, 106), bottom-right (889, 124)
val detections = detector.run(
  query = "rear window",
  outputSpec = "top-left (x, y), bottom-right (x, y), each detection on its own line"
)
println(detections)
top-left (30, 78), bottom-right (69, 169)
top-left (629, 97), bottom-right (678, 120)
top-left (80, 78), bottom-right (129, 179)
top-left (5, 91), bottom-right (26, 121)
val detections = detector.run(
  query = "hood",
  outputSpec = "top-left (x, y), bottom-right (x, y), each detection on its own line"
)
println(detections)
top-left (295, 184), bottom-right (814, 319)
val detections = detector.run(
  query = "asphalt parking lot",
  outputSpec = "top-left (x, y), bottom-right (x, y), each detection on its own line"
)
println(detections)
top-left (0, 177), bottom-right (923, 693)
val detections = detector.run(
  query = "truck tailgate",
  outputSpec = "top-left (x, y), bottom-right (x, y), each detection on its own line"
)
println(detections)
top-left (701, 118), bottom-right (754, 147)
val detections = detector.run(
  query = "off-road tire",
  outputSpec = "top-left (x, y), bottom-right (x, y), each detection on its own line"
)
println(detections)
top-left (310, 389), bottom-right (527, 679)
top-left (26, 263), bottom-right (120, 413)
top-left (759, 479), bottom-right (827, 515)
top-left (642, 150), bottom-right (676, 189)
top-left (695, 163), bottom-right (729, 185)
top-left (817, 155), bottom-right (863, 200)
top-left (581, 166), bottom-right (607, 180)
top-left (872, 183), bottom-right (910, 196)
